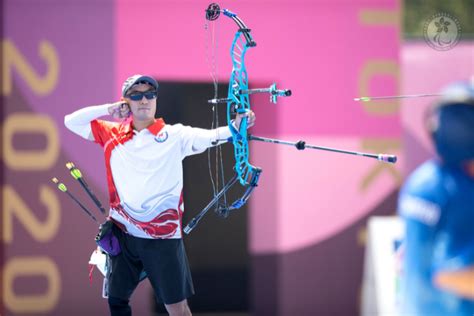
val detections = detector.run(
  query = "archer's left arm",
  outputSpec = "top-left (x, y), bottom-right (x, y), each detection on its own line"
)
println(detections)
top-left (180, 110), bottom-right (256, 156)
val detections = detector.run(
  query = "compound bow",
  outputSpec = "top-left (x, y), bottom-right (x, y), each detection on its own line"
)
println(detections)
top-left (184, 3), bottom-right (396, 234)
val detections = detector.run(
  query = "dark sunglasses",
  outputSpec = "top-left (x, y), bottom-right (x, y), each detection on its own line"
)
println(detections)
top-left (126, 91), bottom-right (157, 101)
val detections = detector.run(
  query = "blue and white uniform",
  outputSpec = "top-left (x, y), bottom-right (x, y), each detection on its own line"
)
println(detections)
top-left (398, 159), bottom-right (474, 316)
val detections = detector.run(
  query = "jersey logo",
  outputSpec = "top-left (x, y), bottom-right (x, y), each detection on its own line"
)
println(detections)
top-left (154, 131), bottom-right (168, 143)
top-left (399, 195), bottom-right (441, 226)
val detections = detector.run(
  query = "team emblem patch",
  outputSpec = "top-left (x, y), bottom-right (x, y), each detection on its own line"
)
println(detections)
top-left (154, 131), bottom-right (168, 143)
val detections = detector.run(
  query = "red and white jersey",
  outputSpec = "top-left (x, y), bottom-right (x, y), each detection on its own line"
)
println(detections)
top-left (90, 117), bottom-right (231, 239)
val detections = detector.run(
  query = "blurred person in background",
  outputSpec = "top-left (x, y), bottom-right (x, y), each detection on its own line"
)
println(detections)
top-left (398, 79), bottom-right (474, 316)
top-left (64, 74), bottom-right (255, 316)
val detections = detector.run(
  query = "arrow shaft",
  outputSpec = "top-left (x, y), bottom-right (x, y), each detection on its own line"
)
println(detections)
top-left (65, 191), bottom-right (98, 223)
top-left (354, 93), bottom-right (442, 101)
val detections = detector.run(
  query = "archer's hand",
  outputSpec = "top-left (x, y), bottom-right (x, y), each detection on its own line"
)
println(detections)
top-left (108, 101), bottom-right (130, 119)
top-left (235, 110), bottom-right (256, 129)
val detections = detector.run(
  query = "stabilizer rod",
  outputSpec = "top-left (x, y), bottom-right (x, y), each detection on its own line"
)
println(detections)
top-left (248, 135), bottom-right (397, 163)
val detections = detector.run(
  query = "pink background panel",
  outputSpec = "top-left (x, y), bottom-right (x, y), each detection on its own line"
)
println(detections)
top-left (116, 0), bottom-right (401, 137)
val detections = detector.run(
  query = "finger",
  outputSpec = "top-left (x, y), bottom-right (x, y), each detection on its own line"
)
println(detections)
top-left (112, 106), bottom-right (126, 119)
top-left (119, 103), bottom-right (129, 114)
top-left (120, 106), bottom-right (129, 115)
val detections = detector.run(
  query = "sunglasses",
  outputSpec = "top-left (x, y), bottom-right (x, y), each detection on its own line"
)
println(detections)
top-left (126, 91), bottom-right (157, 101)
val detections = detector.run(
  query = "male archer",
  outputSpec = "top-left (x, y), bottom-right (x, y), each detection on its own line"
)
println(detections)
top-left (65, 74), bottom-right (255, 316)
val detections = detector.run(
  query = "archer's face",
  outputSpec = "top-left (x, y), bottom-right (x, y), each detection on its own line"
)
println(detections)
top-left (124, 83), bottom-right (157, 122)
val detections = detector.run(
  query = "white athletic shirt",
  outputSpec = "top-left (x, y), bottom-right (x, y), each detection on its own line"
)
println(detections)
top-left (64, 105), bottom-right (232, 239)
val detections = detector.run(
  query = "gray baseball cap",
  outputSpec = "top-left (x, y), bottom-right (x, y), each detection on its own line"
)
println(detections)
top-left (121, 74), bottom-right (159, 97)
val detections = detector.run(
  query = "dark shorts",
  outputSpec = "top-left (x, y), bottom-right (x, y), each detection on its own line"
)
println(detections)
top-left (108, 224), bottom-right (194, 305)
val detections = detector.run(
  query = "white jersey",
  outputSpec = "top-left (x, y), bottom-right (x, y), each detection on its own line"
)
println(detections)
top-left (65, 107), bottom-right (232, 239)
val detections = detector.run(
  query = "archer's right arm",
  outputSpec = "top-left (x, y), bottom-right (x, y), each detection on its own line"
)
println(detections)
top-left (64, 102), bottom-right (129, 141)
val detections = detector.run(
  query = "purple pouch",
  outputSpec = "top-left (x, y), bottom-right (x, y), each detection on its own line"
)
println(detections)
top-left (95, 220), bottom-right (121, 256)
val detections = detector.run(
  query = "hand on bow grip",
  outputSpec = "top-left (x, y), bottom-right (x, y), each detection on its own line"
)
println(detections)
top-left (234, 110), bottom-right (256, 130)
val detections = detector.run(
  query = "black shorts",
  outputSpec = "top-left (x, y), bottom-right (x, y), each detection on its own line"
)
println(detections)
top-left (107, 224), bottom-right (194, 305)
